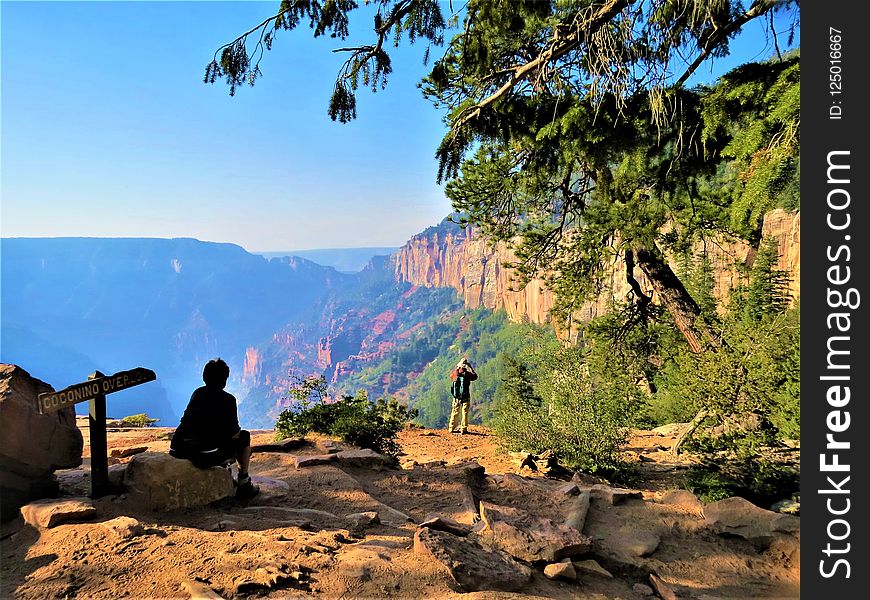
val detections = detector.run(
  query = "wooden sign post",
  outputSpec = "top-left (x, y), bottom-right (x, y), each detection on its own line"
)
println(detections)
top-left (38, 367), bottom-right (156, 498)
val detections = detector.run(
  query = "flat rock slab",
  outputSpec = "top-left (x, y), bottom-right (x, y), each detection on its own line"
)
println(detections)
top-left (249, 475), bottom-right (290, 502)
top-left (476, 501), bottom-right (592, 563)
top-left (293, 449), bottom-right (396, 470)
top-left (564, 492), bottom-right (591, 532)
top-left (704, 496), bottom-right (800, 542)
top-left (452, 461), bottom-right (486, 478)
top-left (583, 484), bottom-right (644, 505)
top-left (20, 498), bottom-right (97, 529)
top-left (419, 516), bottom-right (472, 537)
top-left (572, 559), bottom-right (613, 579)
top-left (345, 511), bottom-right (380, 529)
top-left (544, 560), bottom-right (576, 580)
top-left (414, 527), bottom-right (532, 592)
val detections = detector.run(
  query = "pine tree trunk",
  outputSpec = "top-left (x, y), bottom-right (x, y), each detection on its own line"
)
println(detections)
top-left (634, 245), bottom-right (715, 353)
top-left (671, 409), bottom-right (709, 456)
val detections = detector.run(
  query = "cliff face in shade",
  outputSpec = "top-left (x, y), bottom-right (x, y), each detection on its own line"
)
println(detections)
top-left (393, 210), bottom-right (800, 338)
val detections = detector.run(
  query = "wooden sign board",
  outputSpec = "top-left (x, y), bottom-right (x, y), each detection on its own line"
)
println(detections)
top-left (37, 366), bottom-right (157, 498)
top-left (38, 367), bottom-right (156, 414)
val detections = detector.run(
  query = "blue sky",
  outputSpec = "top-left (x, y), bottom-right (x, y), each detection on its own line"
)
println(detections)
top-left (1, 1), bottom-right (799, 252)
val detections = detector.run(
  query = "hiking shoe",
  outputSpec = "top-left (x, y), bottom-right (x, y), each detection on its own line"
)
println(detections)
top-left (235, 480), bottom-right (260, 500)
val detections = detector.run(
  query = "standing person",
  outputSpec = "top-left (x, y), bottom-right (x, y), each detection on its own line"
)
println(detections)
top-left (448, 358), bottom-right (477, 434)
top-left (169, 358), bottom-right (259, 499)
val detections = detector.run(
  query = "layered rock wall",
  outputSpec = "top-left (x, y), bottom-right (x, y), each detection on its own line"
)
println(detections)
top-left (394, 210), bottom-right (800, 336)
top-left (393, 228), bottom-right (555, 326)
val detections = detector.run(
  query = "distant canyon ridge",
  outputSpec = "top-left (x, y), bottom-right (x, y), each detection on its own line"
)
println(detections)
top-left (1, 210), bottom-right (798, 428)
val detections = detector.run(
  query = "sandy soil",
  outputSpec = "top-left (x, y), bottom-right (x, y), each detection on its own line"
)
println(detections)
top-left (0, 422), bottom-right (799, 599)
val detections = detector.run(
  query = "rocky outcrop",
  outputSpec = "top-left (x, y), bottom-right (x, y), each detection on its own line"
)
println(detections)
top-left (241, 347), bottom-right (262, 385)
top-left (704, 496), bottom-right (801, 543)
top-left (394, 225), bottom-right (555, 326)
top-left (0, 364), bottom-right (83, 521)
top-left (123, 452), bottom-right (234, 511)
top-left (20, 497), bottom-right (96, 529)
top-left (474, 501), bottom-right (592, 562)
top-left (394, 211), bottom-right (800, 338)
top-left (414, 526), bottom-right (533, 592)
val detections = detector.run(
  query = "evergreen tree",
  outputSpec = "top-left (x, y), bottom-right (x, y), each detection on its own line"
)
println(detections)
top-left (743, 237), bottom-right (791, 322)
top-left (207, 1), bottom-right (800, 354)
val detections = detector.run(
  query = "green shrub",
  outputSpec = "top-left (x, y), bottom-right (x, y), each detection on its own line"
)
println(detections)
top-left (120, 413), bottom-right (159, 428)
top-left (685, 457), bottom-right (799, 506)
top-left (275, 390), bottom-right (417, 457)
top-left (684, 467), bottom-right (737, 504)
top-left (493, 338), bottom-right (643, 473)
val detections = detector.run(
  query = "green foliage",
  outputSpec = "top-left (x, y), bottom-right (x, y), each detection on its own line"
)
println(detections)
top-left (701, 54), bottom-right (801, 237)
top-left (275, 389), bottom-right (417, 457)
top-left (491, 354), bottom-right (551, 454)
top-left (404, 309), bottom-right (558, 428)
top-left (649, 236), bottom-right (798, 439)
top-left (120, 413), bottom-right (159, 428)
top-left (736, 237), bottom-right (792, 321)
top-left (492, 329), bottom-right (645, 473)
top-left (286, 373), bottom-right (329, 405)
top-left (683, 468), bottom-right (736, 504)
top-left (685, 457), bottom-right (800, 506)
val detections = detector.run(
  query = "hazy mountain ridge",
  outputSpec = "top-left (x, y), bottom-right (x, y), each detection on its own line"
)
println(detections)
top-left (1, 238), bottom-right (465, 429)
top-left (1, 237), bottom-right (342, 424)
top-left (255, 246), bottom-right (399, 273)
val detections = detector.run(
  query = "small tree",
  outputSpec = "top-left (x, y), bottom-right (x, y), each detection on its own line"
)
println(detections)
top-left (120, 413), bottom-right (159, 428)
top-left (492, 353), bottom-right (552, 456)
top-left (494, 340), bottom-right (642, 474)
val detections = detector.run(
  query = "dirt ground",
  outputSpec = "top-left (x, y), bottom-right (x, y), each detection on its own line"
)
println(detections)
top-left (0, 422), bottom-right (799, 599)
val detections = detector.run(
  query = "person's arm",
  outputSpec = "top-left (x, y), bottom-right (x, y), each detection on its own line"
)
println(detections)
top-left (224, 392), bottom-right (242, 440)
top-left (467, 369), bottom-right (478, 381)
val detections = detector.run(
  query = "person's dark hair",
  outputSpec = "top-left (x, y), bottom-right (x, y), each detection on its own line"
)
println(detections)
top-left (203, 358), bottom-right (230, 387)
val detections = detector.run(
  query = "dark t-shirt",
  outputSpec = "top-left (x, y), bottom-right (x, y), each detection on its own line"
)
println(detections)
top-left (170, 385), bottom-right (241, 452)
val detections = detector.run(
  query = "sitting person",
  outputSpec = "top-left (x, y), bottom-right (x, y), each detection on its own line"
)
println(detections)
top-left (169, 358), bottom-right (259, 499)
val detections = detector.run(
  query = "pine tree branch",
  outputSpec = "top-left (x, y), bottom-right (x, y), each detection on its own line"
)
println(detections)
top-left (452, 0), bottom-right (629, 130)
top-left (674, 0), bottom-right (780, 88)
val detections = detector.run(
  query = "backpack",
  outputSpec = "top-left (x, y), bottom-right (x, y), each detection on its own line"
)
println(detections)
top-left (451, 373), bottom-right (470, 400)
top-left (451, 377), bottom-right (462, 399)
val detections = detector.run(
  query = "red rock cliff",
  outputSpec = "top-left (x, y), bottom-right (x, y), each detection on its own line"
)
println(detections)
top-left (393, 210), bottom-right (800, 336)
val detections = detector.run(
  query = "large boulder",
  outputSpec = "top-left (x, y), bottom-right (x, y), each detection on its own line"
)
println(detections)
top-left (704, 496), bottom-right (800, 543)
top-left (0, 364), bottom-right (83, 521)
top-left (475, 501), bottom-right (592, 563)
top-left (123, 452), bottom-right (234, 511)
top-left (414, 526), bottom-right (532, 592)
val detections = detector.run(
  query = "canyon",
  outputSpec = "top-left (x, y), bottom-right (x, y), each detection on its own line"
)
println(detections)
top-left (1, 210), bottom-right (799, 430)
